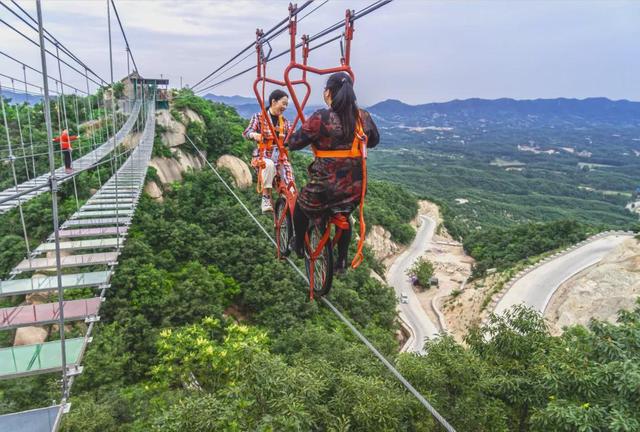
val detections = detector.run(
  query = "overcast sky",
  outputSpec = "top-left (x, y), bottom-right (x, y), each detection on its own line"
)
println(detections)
top-left (1, 0), bottom-right (638, 106)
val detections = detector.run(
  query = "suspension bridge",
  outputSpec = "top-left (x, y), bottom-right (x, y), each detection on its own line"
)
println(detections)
top-left (0, 1), bottom-right (457, 431)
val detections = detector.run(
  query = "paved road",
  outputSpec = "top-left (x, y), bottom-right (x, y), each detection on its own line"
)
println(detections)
top-left (386, 216), bottom-right (440, 353)
top-left (494, 234), bottom-right (633, 316)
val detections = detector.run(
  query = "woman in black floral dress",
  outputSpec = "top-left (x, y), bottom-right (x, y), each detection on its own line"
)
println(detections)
top-left (288, 72), bottom-right (380, 271)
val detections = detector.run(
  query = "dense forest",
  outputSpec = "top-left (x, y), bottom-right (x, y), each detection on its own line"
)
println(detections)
top-left (1, 92), bottom-right (639, 431)
top-left (463, 219), bottom-right (600, 278)
top-left (366, 98), bottom-right (640, 240)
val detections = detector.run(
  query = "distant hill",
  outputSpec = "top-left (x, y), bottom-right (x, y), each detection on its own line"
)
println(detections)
top-left (204, 93), bottom-right (322, 119)
top-left (203, 94), bottom-right (256, 106)
top-left (0, 89), bottom-right (41, 105)
top-left (367, 97), bottom-right (640, 127)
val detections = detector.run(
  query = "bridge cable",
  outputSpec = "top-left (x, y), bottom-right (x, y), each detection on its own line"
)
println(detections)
top-left (54, 44), bottom-right (80, 210)
top-left (5, 0), bottom-right (108, 85)
top-left (107, 0), bottom-right (122, 249)
top-left (0, 80), bottom-right (34, 270)
top-left (0, 50), bottom-right (90, 96)
top-left (22, 65), bottom-right (37, 177)
top-left (109, 0), bottom-right (139, 73)
top-left (84, 68), bottom-right (102, 188)
top-left (9, 78), bottom-right (31, 180)
top-left (0, 16), bottom-right (104, 87)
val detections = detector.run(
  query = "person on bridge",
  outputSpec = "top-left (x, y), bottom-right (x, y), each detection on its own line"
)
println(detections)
top-left (243, 89), bottom-right (295, 213)
top-left (288, 72), bottom-right (379, 272)
top-left (53, 129), bottom-right (78, 174)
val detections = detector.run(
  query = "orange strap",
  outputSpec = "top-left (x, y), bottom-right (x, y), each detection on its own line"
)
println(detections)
top-left (255, 114), bottom-right (285, 193)
top-left (257, 114), bottom-right (285, 152)
top-left (351, 153), bottom-right (367, 269)
top-left (311, 118), bottom-right (368, 268)
top-left (312, 119), bottom-right (365, 159)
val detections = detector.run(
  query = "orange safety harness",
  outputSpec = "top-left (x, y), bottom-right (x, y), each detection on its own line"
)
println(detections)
top-left (254, 113), bottom-right (285, 193)
top-left (311, 117), bottom-right (368, 268)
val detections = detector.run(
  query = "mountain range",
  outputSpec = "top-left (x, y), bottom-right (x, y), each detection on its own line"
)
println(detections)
top-left (205, 94), bottom-right (640, 127)
top-left (366, 97), bottom-right (640, 127)
top-left (6, 89), bottom-right (638, 128)
top-left (0, 89), bottom-right (41, 104)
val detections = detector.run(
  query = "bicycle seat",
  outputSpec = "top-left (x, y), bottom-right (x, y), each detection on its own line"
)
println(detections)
top-left (330, 214), bottom-right (350, 230)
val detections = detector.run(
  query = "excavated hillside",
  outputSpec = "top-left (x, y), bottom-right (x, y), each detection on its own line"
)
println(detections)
top-left (545, 237), bottom-right (640, 335)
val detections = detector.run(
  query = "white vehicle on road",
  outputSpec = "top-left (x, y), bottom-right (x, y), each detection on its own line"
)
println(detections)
top-left (386, 215), bottom-right (441, 353)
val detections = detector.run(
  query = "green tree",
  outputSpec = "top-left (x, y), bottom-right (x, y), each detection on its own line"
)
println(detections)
top-left (407, 258), bottom-right (435, 288)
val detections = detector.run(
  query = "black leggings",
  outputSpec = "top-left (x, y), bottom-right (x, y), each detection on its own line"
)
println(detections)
top-left (293, 202), bottom-right (351, 267)
top-left (63, 150), bottom-right (72, 169)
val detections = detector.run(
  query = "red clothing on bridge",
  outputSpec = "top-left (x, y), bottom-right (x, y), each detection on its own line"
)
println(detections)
top-left (53, 130), bottom-right (78, 150)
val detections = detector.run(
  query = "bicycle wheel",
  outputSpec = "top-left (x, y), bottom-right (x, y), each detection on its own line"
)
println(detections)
top-left (274, 197), bottom-right (292, 257)
top-left (305, 223), bottom-right (333, 297)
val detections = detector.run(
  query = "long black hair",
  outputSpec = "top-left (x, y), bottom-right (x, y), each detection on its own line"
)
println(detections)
top-left (325, 72), bottom-right (358, 141)
top-left (267, 89), bottom-right (288, 109)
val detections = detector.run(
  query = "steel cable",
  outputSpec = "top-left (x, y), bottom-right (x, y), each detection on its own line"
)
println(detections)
top-left (184, 133), bottom-right (457, 432)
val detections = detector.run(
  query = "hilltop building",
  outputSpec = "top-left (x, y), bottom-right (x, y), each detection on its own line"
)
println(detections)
top-left (120, 72), bottom-right (169, 109)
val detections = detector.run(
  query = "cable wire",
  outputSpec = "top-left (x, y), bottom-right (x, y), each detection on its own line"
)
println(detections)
top-left (191, 1), bottom-right (315, 91)
top-left (193, 0), bottom-right (331, 93)
top-left (6, 0), bottom-right (108, 85)
top-left (195, 0), bottom-right (392, 95)
top-left (0, 50), bottom-right (90, 95)
top-left (109, 0), bottom-right (139, 73)
top-left (184, 133), bottom-right (457, 432)
top-left (0, 16), bottom-right (103, 87)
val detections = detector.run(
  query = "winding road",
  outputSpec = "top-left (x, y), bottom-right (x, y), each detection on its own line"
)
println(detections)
top-left (494, 233), bottom-right (634, 316)
top-left (386, 216), bottom-right (440, 353)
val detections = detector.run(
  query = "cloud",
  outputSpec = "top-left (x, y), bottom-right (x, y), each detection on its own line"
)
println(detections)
top-left (3, 0), bottom-right (639, 105)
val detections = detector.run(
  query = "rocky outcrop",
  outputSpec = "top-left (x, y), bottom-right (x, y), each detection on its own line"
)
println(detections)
top-left (122, 132), bottom-right (142, 150)
top-left (80, 118), bottom-right (104, 134)
top-left (182, 108), bottom-right (204, 124)
top-left (156, 109), bottom-right (186, 147)
top-left (146, 107), bottom-right (206, 196)
top-left (216, 155), bottom-right (253, 189)
top-left (156, 108), bottom-right (204, 148)
top-left (149, 148), bottom-right (205, 185)
top-left (365, 225), bottom-right (401, 262)
top-left (144, 180), bottom-right (163, 202)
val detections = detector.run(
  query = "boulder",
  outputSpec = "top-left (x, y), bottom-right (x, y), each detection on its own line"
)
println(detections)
top-left (175, 148), bottom-right (204, 171)
top-left (182, 108), bottom-right (204, 124)
top-left (14, 326), bottom-right (48, 346)
top-left (216, 155), bottom-right (252, 189)
top-left (156, 109), bottom-right (186, 147)
top-left (149, 157), bottom-right (183, 184)
top-left (365, 225), bottom-right (400, 262)
top-left (144, 180), bottom-right (163, 202)
top-left (149, 148), bottom-right (205, 185)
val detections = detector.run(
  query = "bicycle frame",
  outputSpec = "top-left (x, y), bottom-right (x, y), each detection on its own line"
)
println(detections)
top-left (249, 5), bottom-right (363, 297)
top-left (252, 8), bottom-right (311, 259)
top-left (305, 213), bottom-right (350, 300)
